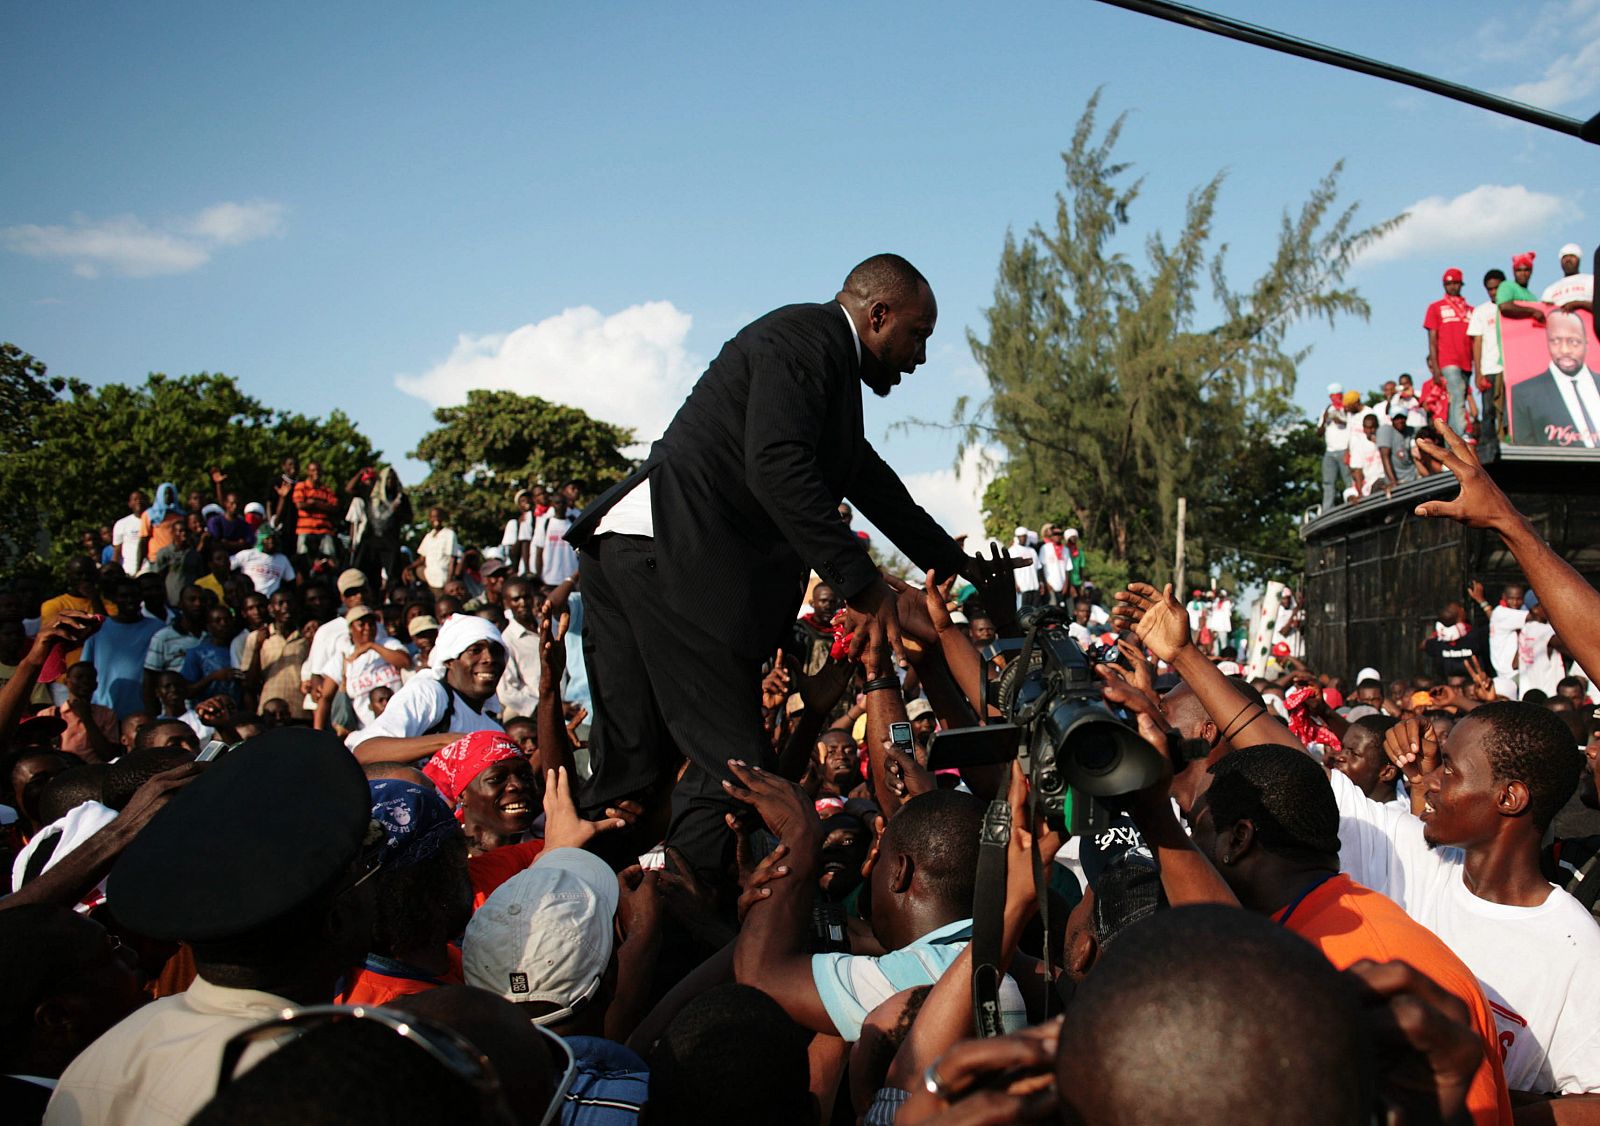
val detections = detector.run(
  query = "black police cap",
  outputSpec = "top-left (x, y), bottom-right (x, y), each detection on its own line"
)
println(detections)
top-left (106, 728), bottom-right (370, 942)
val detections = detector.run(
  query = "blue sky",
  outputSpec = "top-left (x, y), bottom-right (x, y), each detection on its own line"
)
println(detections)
top-left (4, 0), bottom-right (1596, 543)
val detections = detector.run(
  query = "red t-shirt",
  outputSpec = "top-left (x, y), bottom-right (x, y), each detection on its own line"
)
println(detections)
top-left (1276, 874), bottom-right (1512, 1126)
top-left (1424, 296), bottom-right (1475, 372)
top-left (468, 836), bottom-right (546, 909)
top-left (1419, 376), bottom-right (1451, 421)
top-left (339, 945), bottom-right (464, 1006)
top-left (291, 480), bottom-right (338, 536)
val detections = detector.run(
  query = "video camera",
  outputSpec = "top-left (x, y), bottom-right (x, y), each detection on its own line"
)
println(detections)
top-left (927, 605), bottom-right (1165, 834)
top-left (930, 606), bottom-right (1168, 1037)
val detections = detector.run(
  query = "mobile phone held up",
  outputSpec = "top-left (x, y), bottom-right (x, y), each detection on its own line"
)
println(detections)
top-left (888, 721), bottom-right (914, 756)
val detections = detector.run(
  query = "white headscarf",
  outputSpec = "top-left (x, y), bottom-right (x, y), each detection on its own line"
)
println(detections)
top-left (431, 614), bottom-right (506, 671)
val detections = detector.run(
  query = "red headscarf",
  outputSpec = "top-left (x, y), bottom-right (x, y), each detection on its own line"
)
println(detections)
top-left (1285, 684), bottom-right (1342, 754)
top-left (1511, 251), bottom-right (1536, 270)
top-left (422, 730), bottom-right (523, 812)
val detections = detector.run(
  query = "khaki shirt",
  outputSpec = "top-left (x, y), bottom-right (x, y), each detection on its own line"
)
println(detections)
top-left (45, 976), bottom-right (292, 1126)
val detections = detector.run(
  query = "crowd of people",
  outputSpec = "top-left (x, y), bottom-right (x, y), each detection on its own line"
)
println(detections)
top-left (0, 410), bottom-right (1594, 1124)
top-left (1316, 241), bottom-right (1595, 513)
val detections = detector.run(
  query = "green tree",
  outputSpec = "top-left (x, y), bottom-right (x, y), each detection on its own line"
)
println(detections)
top-left (0, 346), bottom-right (379, 577)
top-left (409, 390), bottom-right (636, 550)
top-left (957, 91), bottom-right (1401, 587)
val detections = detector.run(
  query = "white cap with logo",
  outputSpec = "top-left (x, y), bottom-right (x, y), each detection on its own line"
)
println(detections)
top-left (463, 847), bottom-right (619, 1023)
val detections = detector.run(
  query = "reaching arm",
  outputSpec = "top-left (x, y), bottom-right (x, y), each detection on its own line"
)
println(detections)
top-left (848, 442), bottom-right (968, 582)
top-left (725, 761), bottom-right (835, 1034)
top-left (1415, 421), bottom-right (1600, 688)
top-left (536, 636), bottom-right (575, 779)
top-left (1114, 583), bottom-right (1305, 755)
top-left (1, 763), bottom-right (203, 910)
top-left (0, 613), bottom-right (98, 745)
top-left (884, 762), bottom-right (1063, 1090)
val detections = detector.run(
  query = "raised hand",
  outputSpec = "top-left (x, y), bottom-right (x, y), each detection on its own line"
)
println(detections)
top-left (1462, 654), bottom-right (1496, 701)
top-left (1114, 637), bottom-right (1157, 698)
top-left (540, 766), bottom-right (633, 851)
top-left (924, 569), bottom-right (957, 633)
top-left (1382, 715), bottom-right (1439, 785)
top-left (1346, 959), bottom-right (1486, 1126)
top-left (1413, 421), bottom-right (1521, 530)
top-left (1112, 582), bottom-right (1192, 664)
top-left (723, 759), bottom-right (821, 850)
top-left (760, 648), bottom-right (791, 710)
top-left (961, 542), bottom-right (1026, 637)
top-left (883, 741), bottom-right (936, 801)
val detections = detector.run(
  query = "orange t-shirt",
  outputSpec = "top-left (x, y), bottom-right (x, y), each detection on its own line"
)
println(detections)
top-left (1277, 873), bottom-right (1513, 1126)
top-left (468, 836), bottom-right (546, 909)
top-left (339, 945), bottom-right (463, 1006)
top-left (141, 512), bottom-right (183, 559)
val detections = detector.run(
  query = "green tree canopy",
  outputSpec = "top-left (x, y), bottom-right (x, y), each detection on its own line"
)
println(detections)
top-left (960, 91), bottom-right (1401, 588)
top-left (0, 344), bottom-right (379, 577)
top-left (409, 389), bottom-right (636, 550)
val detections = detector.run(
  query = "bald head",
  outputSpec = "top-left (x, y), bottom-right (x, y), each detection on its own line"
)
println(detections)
top-left (840, 253), bottom-right (929, 306)
top-left (1058, 905), bottom-right (1367, 1125)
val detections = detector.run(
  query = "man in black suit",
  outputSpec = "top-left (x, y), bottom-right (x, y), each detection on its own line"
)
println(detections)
top-left (1510, 309), bottom-right (1600, 448)
top-left (567, 254), bottom-right (974, 878)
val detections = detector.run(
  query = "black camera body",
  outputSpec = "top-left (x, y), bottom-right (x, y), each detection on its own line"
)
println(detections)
top-left (928, 606), bottom-right (1165, 833)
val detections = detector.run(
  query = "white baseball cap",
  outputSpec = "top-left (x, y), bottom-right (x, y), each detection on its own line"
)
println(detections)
top-left (1355, 666), bottom-right (1382, 685)
top-left (1560, 243), bottom-right (1583, 260)
top-left (906, 698), bottom-right (934, 721)
top-left (463, 847), bottom-right (619, 1022)
top-left (1327, 382), bottom-right (1343, 394)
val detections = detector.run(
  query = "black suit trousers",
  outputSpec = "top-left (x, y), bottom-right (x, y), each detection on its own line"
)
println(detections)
top-left (577, 533), bottom-right (773, 881)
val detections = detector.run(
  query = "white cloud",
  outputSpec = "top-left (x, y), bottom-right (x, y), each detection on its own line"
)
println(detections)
top-left (0, 200), bottom-right (286, 278)
top-left (1478, 0), bottom-right (1600, 107)
top-left (1360, 184), bottom-right (1576, 264)
top-left (395, 302), bottom-right (700, 446)
top-left (183, 201), bottom-right (287, 246)
top-left (891, 443), bottom-right (1002, 550)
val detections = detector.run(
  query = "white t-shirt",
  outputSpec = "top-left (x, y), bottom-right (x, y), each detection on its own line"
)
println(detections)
top-left (112, 513), bottom-right (145, 575)
top-left (345, 674), bottom-right (502, 750)
top-left (1488, 604), bottom-right (1528, 680)
top-left (229, 549), bottom-right (296, 596)
top-left (418, 528), bottom-right (461, 589)
top-left (1331, 769), bottom-right (1600, 1094)
top-left (540, 514), bottom-right (579, 586)
top-left (337, 638), bottom-right (407, 727)
top-left (1009, 544), bottom-right (1040, 593)
top-left (1466, 301), bottom-right (1504, 375)
top-left (1517, 620), bottom-right (1562, 697)
top-left (1186, 599), bottom-right (1207, 634)
top-left (1207, 599), bottom-right (1232, 635)
top-left (1321, 405), bottom-right (1350, 451)
top-left (501, 517), bottom-right (520, 553)
top-left (1542, 274), bottom-right (1593, 307)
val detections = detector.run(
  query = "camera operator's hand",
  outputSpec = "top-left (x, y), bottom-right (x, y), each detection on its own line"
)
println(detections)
top-left (1096, 667), bottom-right (1172, 750)
top-left (1005, 762), bottom-right (1066, 922)
top-left (1115, 637), bottom-right (1157, 697)
top-left (1112, 582), bottom-right (1192, 664)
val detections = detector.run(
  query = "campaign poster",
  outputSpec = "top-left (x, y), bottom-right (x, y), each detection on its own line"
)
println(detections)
top-left (1501, 304), bottom-right (1600, 448)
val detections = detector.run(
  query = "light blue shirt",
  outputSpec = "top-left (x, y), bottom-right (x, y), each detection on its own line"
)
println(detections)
top-left (811, 918), bottom-right (1028, 1041)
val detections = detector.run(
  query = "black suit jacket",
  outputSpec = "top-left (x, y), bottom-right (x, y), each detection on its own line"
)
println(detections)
top-left (569, 302), bottom-right (966, 658)
top-left (1510, 367), bottom-right (1600, 447)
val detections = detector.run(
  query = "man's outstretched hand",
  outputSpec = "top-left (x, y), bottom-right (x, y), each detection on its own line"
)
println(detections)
top-left (843, 577), bottom-right (903, 663)
top-left (1413, 420), bottom-right (1520, 530)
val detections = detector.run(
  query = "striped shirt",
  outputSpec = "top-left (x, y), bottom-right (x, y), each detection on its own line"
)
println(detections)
top-left (560, 1036), bottom-right (647, 1126)
top-left (811, 918), bottom-right (1028, 1041)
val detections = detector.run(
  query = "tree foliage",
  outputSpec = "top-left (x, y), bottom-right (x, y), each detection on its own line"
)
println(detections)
top-left (409, 389), bottom-right (636, 550)
top-left (960, 91), bottom-right (1401, 588)
top-left (0, 345), bottom-right (379, 577)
